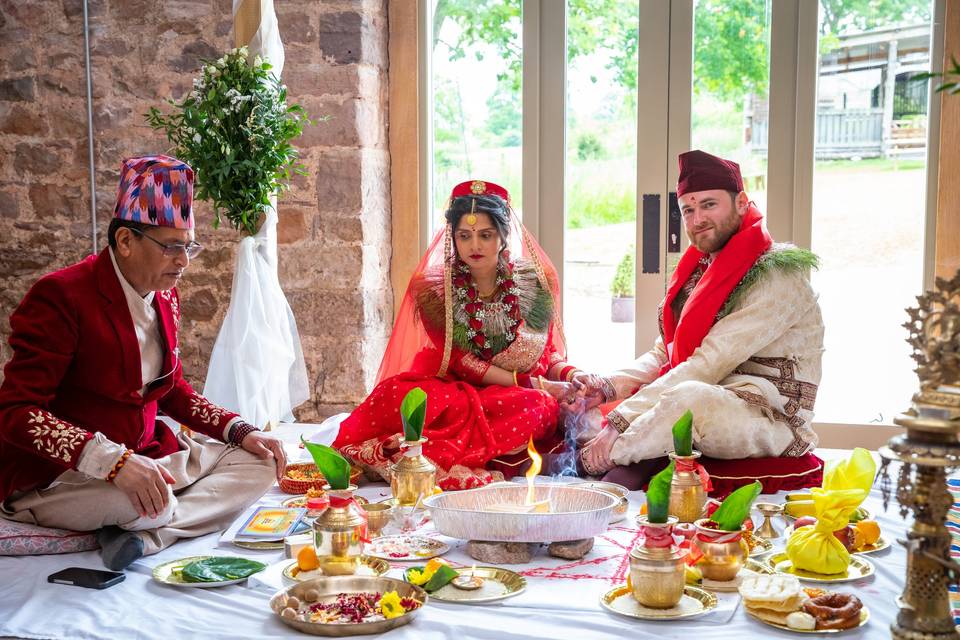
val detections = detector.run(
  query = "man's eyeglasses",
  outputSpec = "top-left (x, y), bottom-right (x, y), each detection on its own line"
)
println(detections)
top-left (130, 229), bottom-right (204, 259)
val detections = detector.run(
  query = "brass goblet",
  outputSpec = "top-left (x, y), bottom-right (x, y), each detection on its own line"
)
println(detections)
top-left (361, 502), bottom-right (395, 538)
top-left (753, 502), bottom-right (783, 540)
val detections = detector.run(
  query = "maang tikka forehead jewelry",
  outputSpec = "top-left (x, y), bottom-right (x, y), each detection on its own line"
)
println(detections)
top-left (465, 198), bottom-right (478, 226)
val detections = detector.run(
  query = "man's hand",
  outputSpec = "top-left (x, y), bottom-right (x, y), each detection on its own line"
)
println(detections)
top-left (579, 426), bottom-right (619, 476)
top-left (539, 378), bottom-right (577, 405)
top-left (571, 372), bottom-right (609, 411)
top-left (240, 431), bottom-right (287, 481)
top-left (113, 454), bottom-right (176, 518)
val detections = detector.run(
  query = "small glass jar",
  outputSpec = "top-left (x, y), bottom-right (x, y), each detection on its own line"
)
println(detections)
top-left (629, 516), bottom-right (685, 608)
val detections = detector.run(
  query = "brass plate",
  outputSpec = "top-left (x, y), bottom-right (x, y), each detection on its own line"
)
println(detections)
top-left (700, 558), bottom-right (775, 592)
top-left (409, 566), bottom-right (526, 604)
top-left (768, 553), bottom-right (875, 583)
top-left (233, 539), bottom-right (284, 551)
top-left (152, 555), bottom-right (265, 588)
top-left (365, 535), bottom-right (450, 561)
top-left (600, 585), bottom-right (718, 621)
top-left (854, 536), bottom-right (890, 555)
top-left (269, 575), bottom-right (427, 637)
top-left (746, 604), bottom-right (870, 633)
top-left (749, 537), bottom-right (775, 557)
top-left (283, 557), bottom-right (390, 582)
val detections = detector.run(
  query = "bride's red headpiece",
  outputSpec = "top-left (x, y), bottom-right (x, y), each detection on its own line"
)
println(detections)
top-left (449, 180), bottom-right (510, 204)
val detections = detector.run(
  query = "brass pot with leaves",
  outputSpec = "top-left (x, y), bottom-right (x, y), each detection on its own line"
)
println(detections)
top-left (390, 388), bottom-right (437, 507)
top-left (667, 411), bottom-right (709, 523)
top-left (301, 439), bottom-right (366, 575)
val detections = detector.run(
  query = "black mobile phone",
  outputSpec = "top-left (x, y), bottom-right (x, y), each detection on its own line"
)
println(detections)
top-left (47, 567), bottom-right (125, 589)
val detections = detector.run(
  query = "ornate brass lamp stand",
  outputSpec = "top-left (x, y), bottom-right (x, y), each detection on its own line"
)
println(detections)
top-left (880, 271), bottom-right (960, 640)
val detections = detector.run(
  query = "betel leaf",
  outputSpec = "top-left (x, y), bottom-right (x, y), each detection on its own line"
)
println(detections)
top-left (181, 557), bottom-right (266, 583)
top-left (646, 461), bottom-right (675, 524)
top-left (400, 387), bottom-right (427, 442)
top-left (671, 410), bottom-right (694, 456)
top-left (423, 565), bottom-right (459, 592)
top-left (301, 438), bottom-right (351, 490)
top-left (711, 480), bottom-right (762, 531)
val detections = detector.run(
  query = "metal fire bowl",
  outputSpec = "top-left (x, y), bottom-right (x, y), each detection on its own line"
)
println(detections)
top-left (423, 482), bottom-right (618, 543)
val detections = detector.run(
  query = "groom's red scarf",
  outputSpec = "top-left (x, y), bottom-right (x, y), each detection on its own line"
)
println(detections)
top-left (659, 204), bottom-right (772, 376)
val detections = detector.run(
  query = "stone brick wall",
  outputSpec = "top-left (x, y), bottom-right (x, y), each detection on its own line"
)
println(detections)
top-left (0, 0), bottom-right (392, 421)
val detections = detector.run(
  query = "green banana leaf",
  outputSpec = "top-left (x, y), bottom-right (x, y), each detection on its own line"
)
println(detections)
top-left (711, 480), bottom-right (762, 531)
top-left (403, 564), bottom-right (458, 592)
top-left (646, 461), bottom-right (675, 524)
top-left (181, 557), bottom-right (266, 583)
top-left (400, 387), bottom-right (428, 442)
top-left (671, 410), bottom-right (694, 456)
top-left (301, 438), bottom-right (351, 490)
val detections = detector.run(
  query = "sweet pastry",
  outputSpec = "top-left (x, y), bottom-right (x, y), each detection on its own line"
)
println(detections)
top-left (803, 592), bottom-right (863, 630)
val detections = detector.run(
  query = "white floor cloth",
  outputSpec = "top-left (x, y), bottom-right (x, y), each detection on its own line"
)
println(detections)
top-left (0, 437), bottom-right (907, 640)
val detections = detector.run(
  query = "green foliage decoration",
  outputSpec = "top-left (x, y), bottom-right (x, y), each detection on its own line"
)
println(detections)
top-left (610, 248), bottom-right (635, 298)
top-left (146, 46), bottom-right (312, 235)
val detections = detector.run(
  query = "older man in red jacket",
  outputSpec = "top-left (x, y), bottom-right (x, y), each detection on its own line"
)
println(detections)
top-left (0, 155), bottom-right (286, 570)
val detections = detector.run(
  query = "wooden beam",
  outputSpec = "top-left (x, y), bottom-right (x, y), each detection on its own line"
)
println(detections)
top-left (388, 0), bottom-right (422, 318)
top-left (935, 0), bottom-right (960, 279)
top-left (234, 0), bottom-right (261, 49)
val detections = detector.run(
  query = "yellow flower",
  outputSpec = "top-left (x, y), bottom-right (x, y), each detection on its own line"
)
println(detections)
top-left (406, 568), bottom-right (429, 586)
top-left (378, 591), bottom-right (405, 619)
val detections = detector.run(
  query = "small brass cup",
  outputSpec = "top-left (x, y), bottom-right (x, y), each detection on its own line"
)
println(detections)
top-left (753, 502), bottom-right (783, 540)
top-left (362, 502), bottom-right (394, 538)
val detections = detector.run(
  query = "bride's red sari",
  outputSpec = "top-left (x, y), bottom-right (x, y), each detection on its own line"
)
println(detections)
top-left (333, 181), bottom-right (577, 490)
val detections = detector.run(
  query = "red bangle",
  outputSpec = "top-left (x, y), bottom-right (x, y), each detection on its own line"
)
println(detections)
top-left (106, 450), bottom-right (132, 483)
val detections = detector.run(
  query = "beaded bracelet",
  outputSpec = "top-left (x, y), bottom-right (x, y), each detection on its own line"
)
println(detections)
top-left (228, 421), bottom-right (259, 446)
top-left (106, 450), bottom-right (132, 483)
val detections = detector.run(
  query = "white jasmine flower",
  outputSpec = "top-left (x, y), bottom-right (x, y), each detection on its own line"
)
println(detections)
top-left (205, 65), bottom-right (216, 75)
top-left (254, 55), bottom-right (263, 66)
top-left (193, 133), bottom-right (202, 144)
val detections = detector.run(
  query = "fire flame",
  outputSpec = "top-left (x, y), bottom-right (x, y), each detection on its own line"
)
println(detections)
top-left (525, 436), bottom-right (542, 505)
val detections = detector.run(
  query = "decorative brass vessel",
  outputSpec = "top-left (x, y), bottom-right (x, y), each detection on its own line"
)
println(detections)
top-left (629, 516), bottom-right (685, 608)
top-left (312, 485), bottom-right (366, 576)
top-left (668, 451), bottom-right (707, 523)
top-left (879, 270), bottom-right (960, 640)
top-left (391, 438), bottom-right (437, 507)
top-left (361, 501), bottom-right (394, 538)
top-left (753, 502), bottom-right (783, 540)
top-left (693, 518), bottom-right (745, 582)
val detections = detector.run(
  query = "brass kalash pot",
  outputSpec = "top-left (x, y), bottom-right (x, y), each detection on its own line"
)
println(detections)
top-left (391, 438), bottom-right (436, 507)
top-left (669, 451), bottom-right (708, 523)
top-left (879, 270), bottom-right (960, 640)
top-left (312, 484), bottom-right (366, 575)
top-left (630, 516), bottom-right (686, 608)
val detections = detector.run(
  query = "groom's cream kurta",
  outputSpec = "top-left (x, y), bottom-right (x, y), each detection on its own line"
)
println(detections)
top-left (604, 245), bottom-right (824, 464)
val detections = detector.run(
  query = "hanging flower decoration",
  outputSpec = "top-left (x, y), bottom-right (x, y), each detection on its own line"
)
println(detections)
top-left (146, 46), bottom-right (314, 235)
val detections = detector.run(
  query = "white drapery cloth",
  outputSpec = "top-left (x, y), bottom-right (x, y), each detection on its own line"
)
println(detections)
top-left (203, 0), bottom-right (308, 426)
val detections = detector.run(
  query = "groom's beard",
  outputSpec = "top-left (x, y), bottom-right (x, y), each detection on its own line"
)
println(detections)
top-left (687, 208), bottom-right (742, 254)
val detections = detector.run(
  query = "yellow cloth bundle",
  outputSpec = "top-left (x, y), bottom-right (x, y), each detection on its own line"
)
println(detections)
top-left (785, 448), bottom-right (876, 574)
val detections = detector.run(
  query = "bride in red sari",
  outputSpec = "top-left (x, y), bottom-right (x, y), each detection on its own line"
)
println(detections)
top-left (334, 180), bottom-right (581, 490)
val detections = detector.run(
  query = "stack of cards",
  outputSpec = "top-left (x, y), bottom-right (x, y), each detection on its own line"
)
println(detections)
top-left (234, 507), bottom-right (308, 541)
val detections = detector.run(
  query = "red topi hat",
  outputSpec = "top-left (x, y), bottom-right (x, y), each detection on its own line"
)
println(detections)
top-left (449, 180), bottom-right (510, 204)
top-left (676, 150), bottom-right (744, 197)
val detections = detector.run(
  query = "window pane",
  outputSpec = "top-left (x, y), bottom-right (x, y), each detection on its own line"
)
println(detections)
top-left (431, 1), bottom-right (523, 236)
top-left (563, 1), bottom-right (639, 372)
top-left (811, 2), bottom-right (932, 423)
top-left (691, 0), bottom-right (772, 212)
